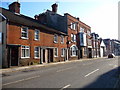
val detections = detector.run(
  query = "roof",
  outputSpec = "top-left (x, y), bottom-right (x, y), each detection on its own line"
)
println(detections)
top-left (0, 7), bottom-right (67, 36)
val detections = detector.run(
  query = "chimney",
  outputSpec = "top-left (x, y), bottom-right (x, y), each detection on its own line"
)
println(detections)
top-left (51, 3), bottom-right (58, 13)
top-left (34, 15), bottom-right (38, 20)
top-left (9, 1), bottom-right (20, 14)
top-left (77, 17), bottom-right (80, 21)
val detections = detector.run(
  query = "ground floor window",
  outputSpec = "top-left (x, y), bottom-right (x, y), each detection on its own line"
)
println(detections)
top-left (70, 45), bottom-right (78, 56)
top-left (61, 48), bottom-right (64, 57)
top-left (54, 48), bottom-right (58, 57)
top-left (21, 45), bottom-right (30, 58)
top-left (34, 47), bottom-right (40, 58)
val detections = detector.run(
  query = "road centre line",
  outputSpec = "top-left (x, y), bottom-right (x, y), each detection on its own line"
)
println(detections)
top-left (56, 67), bottom-right (73, 72)
top-left (3, 75), bottom-right (41, 86)
top-left (60, 84), bottom-right (71, 90)
top-left (85, 69), bottom-right (99, 77)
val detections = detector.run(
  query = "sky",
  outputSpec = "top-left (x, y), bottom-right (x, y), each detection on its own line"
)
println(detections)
top-left (0, 0), bottom-right (119, 39)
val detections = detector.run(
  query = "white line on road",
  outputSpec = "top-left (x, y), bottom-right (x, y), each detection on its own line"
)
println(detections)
top-left (60, 84), bottom-right (71, 90)
top-left (3, 75), bottom-right (41, 86)
top-left (56, 67), bottom-right (73, 72)
top-left (85, 69), bottom-right (99, 77)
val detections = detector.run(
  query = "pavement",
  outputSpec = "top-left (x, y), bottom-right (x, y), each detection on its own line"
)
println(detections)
top-left (1, 57), bottom-right (106, 74)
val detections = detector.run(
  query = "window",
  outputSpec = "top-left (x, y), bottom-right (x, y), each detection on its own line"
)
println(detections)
top-left (61, 48), bottom-right (64, 57)
top-left (34, 30), bottom-right (40, 40)
top-left (34, 47), bottom-right (40, 58)
top-left (54, 48), bottom-right (58, 57)
top-left (70, 45), bottom-right (78, 56)
top-left (74, 34), bottom-right (76, 42)
top-left (80, 27), bottom-right (84, 32)
top-left (54, 34), bottom-right (58, 43)
top-left (61, 35), bottom-right (64, 44)
top-left (87, 30), bottom-right (91, 36)
top-left (84, 47), bottom-right (87, 56)
top-left (21, 27), bottom-right (28, 39)
top-left (70, 22), bottom-right (76, 30)
top-left (71, 34), bottom-right (76, 42)
top-left (21, 46), bottom-right (30, 58)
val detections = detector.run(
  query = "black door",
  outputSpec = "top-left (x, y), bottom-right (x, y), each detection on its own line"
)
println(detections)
top-left (10, 47), bottom-right (18, 66)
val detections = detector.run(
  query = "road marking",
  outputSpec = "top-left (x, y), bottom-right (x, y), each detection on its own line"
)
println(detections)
top-left (85, 69), bottom-right (99, 77)
top-left (56, 67), bottom-right (73, 72)
top-left (3, 75), bottom-right (40, 86)
top-left (60, 84), bottom-right (71, 90)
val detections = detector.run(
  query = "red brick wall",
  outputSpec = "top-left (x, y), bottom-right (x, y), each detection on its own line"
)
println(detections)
top-left (7, 22), bottom-right (67, 65)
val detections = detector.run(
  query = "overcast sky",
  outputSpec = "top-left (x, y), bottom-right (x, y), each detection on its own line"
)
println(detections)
top-left (1, 0), bottom-right (119, 39)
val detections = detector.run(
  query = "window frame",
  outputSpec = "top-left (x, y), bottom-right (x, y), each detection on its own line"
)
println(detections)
top-left (21, 45), bottom-right (30, 58)
top-left (54, 34), bottom-right (58, 43)
top-left (21, 27), bottom-right (28, 39)
top-left (54, 48), bottom-right (58, 57)
top-left (34, 47), bottom-right (40, 59)
top-left (34, 29), bottom-right (40, 41)
top-left (61, 35), bottom-right (64, 44)
top-left (61, 48), bottom-right (65, 57)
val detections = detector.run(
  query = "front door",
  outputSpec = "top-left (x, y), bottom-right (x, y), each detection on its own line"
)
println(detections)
top-left (10, 47), bottom-right (19, 66)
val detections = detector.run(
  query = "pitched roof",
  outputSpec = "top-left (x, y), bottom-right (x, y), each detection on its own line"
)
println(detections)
top-left (0, 7), bottom-right (67, 35)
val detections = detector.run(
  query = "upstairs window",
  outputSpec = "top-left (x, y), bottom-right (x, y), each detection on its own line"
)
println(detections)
top-left (61, 35), bottom-right (64, 44)
top-left (80, 27), bottom-right (85, 32)
top-left (87, 30), bottom-right (91, 36)
top-left (71, 34), bottom-right (76, 42)
top-left (34, 29), bottom-right (40, 40)
top-left (70, 22), bottom-right (76, 30)
top-left (54, 34), bottom-right (58, 43)
top-left (21, 27), bottom-right (28, 39)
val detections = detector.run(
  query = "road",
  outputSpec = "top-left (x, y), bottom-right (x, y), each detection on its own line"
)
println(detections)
top-left (2, 57), bottom-right (119, 89)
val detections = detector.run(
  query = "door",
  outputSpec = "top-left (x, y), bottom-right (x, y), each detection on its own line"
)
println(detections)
top-left (48, 49), bottom-right (53, 63)
top-left (10, 47), bottom-right (18, 66)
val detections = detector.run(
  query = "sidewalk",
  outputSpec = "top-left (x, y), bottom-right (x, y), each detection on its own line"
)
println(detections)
top-left (0, 57), bottom-right (107, 74)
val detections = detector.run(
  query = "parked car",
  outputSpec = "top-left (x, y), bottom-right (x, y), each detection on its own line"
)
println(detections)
top-left (108, 53), bottom-right (115, 58)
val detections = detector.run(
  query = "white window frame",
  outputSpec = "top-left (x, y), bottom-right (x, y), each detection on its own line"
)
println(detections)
top-left (21, 45), bottom-right (30, 58)
top-left (34, 29), bottom-right (40, 41)
top-left (80, 27), bottom-right (85, 33)
top-left (54, 48), bottom-right (58, 57)
top-left (74, 34), bottom-right (76, 42)
top-left (70, 45), bottom-right (78, 57)
top-left (21, 27), bottom-right (28, 39)
top-left (34, 47), bottom-right (40, 59)
top-left (54, 34), bottom-right (58, 43)
top-left (61, 48), bottom-right (64, 57)
top-left (61, 35), bottom-right (64, 44)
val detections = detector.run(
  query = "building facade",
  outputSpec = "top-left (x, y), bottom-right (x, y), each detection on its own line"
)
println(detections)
top-left (1, 2), bottom-right (68, 68)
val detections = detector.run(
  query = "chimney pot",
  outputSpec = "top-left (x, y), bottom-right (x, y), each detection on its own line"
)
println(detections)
top-left (51, 3), bottom-right (58, 13)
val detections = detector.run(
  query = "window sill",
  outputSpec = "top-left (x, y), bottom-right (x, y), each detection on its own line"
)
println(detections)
top-left (71, 55), bottom-right (78, 57)
top-left (54, 41), bottom-right (58, 44)
top-left (34, 57), bottom-right (40, 59)
top-left (21, 37), bottom-right (28, 40)
top-left (54, 56), bottom-right (58, 57)
top-left (34, 39), bottom-right (40, 41)
top-left (21, 57), bottom-right (30, 59)
top-left (61, 55), bottom-right (64, 57)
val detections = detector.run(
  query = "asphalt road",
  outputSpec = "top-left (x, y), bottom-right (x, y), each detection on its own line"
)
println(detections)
top-left (2, 57), bottom-right (119, 89)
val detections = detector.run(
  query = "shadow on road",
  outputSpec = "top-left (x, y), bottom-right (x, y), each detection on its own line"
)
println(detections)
top-left (79, 66), bottom-right (120, 89)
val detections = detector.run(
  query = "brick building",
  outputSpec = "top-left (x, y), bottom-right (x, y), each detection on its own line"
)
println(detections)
top-left (37, 3), bottom-right (92, 60)
top-left (1, 2), bottom-right (68, 68)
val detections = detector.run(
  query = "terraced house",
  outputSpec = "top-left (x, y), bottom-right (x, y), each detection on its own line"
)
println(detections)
top-left (37, 3), bottom-right (92, 60)
top-left (0, 2), bottom-right (68, 68)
